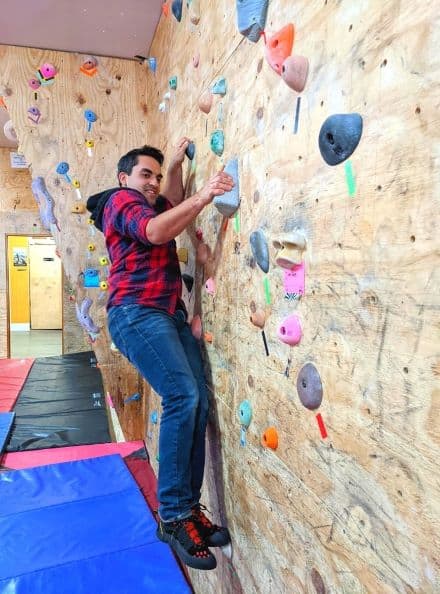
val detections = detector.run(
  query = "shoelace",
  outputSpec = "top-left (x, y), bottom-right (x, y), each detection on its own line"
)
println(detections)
top-left (182, 519), bottom-right (204, 546)
top-left (193, 504), bottom-right (216, 529)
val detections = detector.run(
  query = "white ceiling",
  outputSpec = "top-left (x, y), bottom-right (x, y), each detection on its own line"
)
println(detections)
top-left (0, 0), bottom-right (162, 148)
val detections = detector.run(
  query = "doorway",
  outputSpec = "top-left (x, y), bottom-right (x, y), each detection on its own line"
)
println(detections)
top-left (6, 234), bottom-right (63, 358)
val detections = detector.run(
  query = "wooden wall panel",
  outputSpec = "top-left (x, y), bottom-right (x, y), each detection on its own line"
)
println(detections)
top-left (146, 1), bottom-right (440, 592)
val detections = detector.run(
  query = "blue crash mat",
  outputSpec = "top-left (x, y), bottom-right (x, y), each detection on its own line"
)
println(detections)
top-left (0, 412), bottom-right (15, 452)
top-left (0, 454), bottom-right (191, 594)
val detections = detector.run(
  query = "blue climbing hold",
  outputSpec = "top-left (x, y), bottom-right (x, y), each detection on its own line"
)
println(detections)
top-left (238, 400), bottom-right (253, 428)
top-left (171, 0), bottom-right (183, 21)
top-left (83, 268), bottom-right (100, 288)
top-left (250, 229), bottom-right (269, 273)
top-left (56, 161), bottom-right (69, 175)
top-left (212, 77), bottom-right (227, 96)
top-left (124, 392), bottom-right (141, 403)
top-left (150, 410), bottom-right (158, 424)
top-left (147, 57), bottom-right (157, 73)
top-left (185, 142), bottom-right (195, 160)
top-left (213, 158), bottom-right (240, 217)
top-left (236, 0), bottom-right (269, 43)
top-left (210, 130), bottom-right (224, 156)
top-left (318, 113), bottom-right (363, 166)
top-left (84, 109), bottom-right (97, 123)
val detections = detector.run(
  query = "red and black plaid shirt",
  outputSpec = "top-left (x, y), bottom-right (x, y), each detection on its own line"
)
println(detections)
top-left (102, 189), bottom-right (184, 314)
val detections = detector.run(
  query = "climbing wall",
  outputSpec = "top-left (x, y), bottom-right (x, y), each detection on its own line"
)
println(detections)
top-left (0, 45), bottom-right (149, 439)
top-left (145, 1), bottom-right (440, 592)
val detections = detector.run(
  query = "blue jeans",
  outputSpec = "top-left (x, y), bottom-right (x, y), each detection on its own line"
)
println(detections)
top-left (108, 305), bottom-right (209, 522)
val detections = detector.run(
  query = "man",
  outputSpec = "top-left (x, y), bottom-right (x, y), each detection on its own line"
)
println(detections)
top-left (87, 139), bottom-right (234, 571)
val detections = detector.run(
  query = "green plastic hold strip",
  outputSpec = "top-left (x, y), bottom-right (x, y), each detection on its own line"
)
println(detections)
top-left (233, 210), bottom-right (240, 233)
top-left (263, 276), bottom-right (271, 304)
top-left (344, 160), bottom-right (356, 197)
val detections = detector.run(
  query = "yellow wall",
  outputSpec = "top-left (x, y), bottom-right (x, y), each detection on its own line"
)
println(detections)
top-left (7, 235), bottom-right (30, 324)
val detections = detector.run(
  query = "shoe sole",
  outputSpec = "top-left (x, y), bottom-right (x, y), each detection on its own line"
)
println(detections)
top-left (156, 527), bottom-right (217, 571)
top-left (206, 528), bottom-right (231, 547)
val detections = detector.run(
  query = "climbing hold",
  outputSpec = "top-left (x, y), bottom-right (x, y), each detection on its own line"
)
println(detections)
top-left (185, 142), bottom-right (196, 160)
top-left (3, 120), bottom-right (17, 142)
top-left (297, 362), bottom-right (323, 410)
top-left (84, 109), bottom-right (97, 132)
top-left (311, 568), bottom-right (326, 594)
top-left (37, 63), bottom-right (57, 85)
top-left (210, 130), bottom-right (224, 156)
top-left (85, 139), bottom-right (95, 157)
top-left (83, 268), bottom-right (100, 288)
top-left (99, 280), bottom-right (108, 291)
top-left (204, 331), bottom-right (213, 343)
top-left (27, 106), bottom-right (41, 124)
top-left (80, 56), bottom-right (98, 77)
top-left (212, 77), bottom-right (227, 96)
top-left (264, 24), bottom-right (295, 75)
top-left (189, 0), bottom-right (200, 24)
top-left (124, 392), bottom-right (141, 403)
top-left (71, 203), bottom-right (86, 214)
top-left (281, 55), bottom-right (309, 93)
top-left (159, 101), bottom-right (167, 113)
top-left (162, 1), bottom-right (170, 17)
top-left (56, 161), bottom-right (72, 183)
top-left (272, 232), bottom-right (306, 269)
top-left (99, 256), bottom-right (109, 266)
top-left (250, 309), bottom-right (266, 328)
top-left (236, 0), bottom-right (269, 42)
top-left (87, 243), bottom-right (96, 252)
top-left (262, 427), bottom-right (278, 450)
top-left (196, 242), bottom-right (211, 264)
top-left (31, 177), bottom-right (58, 231)
top-left (198, 89), bottom-right (213, 114)
top-left (195, 228), bottom-right (203, 241)
top-left (238, 400), bottom-right (253, 428)
top-left (191, 315), bottom-right (202, 339)
top-left (150, 410), bottom-right (158, 425)
top-left (169, 76), bottom-right (178, 90)
top-left (28, 78), bottom-right (41, 91)
top-left (250, 228), bottom-right (269, 273)
top-left (147, 57), bottom-right (157, 73)
top-left (75, 297), bottom-right (99, 334)
top-left (277, 314), bottom-right (302, 346)
top-left (205, 277), bottom-right (216, 296)
top-left (192, 53), bottom-right (200, 68)
top-left (171, 0), bottom-right (183, 21)
top-left (182, 273), bottom-right (194, 292)
top-left (213, 158), bottom-right (240, 217)
top-left (318, 113), bottom-right (363, 166)
top-left (177, 247), bottom-right (188, 263)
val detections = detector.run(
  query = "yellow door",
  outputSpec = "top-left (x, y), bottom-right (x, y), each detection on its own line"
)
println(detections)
top-left (29, 238), bottom-right (62, 329)
top-left (7, 236), bottom-right (30, 328)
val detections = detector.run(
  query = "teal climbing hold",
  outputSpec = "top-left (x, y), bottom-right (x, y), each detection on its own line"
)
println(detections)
top-left (250, 229), bottom-right (269, 273)
top-left (238, 400), bottom-right (253, 428)
top-left (213, 158), bottom-right (240, 217)
top-left (210, 130), bottom-right (224, 156)
top-left (236, 0), bottom-right (269, 43)
top-left (171, 0), bottom-right (183, 21)
top-left (169, 76), bottom-right (178, 90)
top-left (212, 77), bottom-right (227, 96)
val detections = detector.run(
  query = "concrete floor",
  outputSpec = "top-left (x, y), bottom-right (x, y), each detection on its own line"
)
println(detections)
top-left (10, 330), bottom-right (63, 358)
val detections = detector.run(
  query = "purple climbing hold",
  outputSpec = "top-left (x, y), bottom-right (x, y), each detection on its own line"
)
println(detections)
top-left (31, 177), bottom-right (58, 231)
top-left (172, 0), bottom-right (183, 21)
top-left (296, 363), bottom-right (323, 410)
top-left (75, 297), bottom-right (99, 334)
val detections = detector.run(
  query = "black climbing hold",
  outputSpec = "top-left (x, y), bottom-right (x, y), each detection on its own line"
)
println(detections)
top-left (249, 229), bottom-right (269, 273)
top-left (236, 0), bottom-right (269, 43)
top-left (172, 0), bottom-right (183, 21)
top-left (213, 158), bottom-right (240, 217)
top-left (296, 363), bottom-right (323, 410)
top-left (182, 273), bottom-right (194, 292)
top-left (185, 142), bottom-right (195, 160)
top-left (318, 113), bottom-right (363, 166)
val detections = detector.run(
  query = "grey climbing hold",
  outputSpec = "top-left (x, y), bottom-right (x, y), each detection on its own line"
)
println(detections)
top-left (210, 130), bottom-right (224, 156)
top-left (182, 273), bottom-right (194, 292)
top-left (236, 0), bottom-right (269, 43)
top-left (212, 77), bottom-right (227, 96)
top-left (296, 363), bottom-right (323, 410)
top-left (213, 158), bottom-right (240, 217)
top-left (31, 176), bottom-right (58, 231)
top-left (250, 229), bottom-right (269, 273)
top-left (185, 142), bottom-right (195, 160)
top-left (318, 113), bottom-right (363, 166)
top-left (171, 0), bottom-right (183, 21)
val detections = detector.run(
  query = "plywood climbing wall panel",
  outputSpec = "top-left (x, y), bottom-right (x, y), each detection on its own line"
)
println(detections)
top-left (146, 1), bottom-right (440, 592)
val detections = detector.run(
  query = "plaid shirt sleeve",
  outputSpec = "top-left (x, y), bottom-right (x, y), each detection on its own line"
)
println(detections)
top-left (106, 189), bottom-right (156, 244)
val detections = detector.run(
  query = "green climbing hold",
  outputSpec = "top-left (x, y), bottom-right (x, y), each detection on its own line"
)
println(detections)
top-left (210, 130), bottom-right (224, 156)
top-left (169, 76), bottom-right (177, 90)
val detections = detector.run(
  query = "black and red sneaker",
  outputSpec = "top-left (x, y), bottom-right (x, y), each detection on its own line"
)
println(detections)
top-left (192, 504), bottom-right (231, 547)
top-left (156, 516), bottom-right (217, 570)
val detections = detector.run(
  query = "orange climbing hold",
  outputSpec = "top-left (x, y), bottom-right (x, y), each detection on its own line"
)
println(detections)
top-left (262, 427), bottom-right (278, 450)
top-left (162, 1), bottom-right (170, 17)
top-left (264, 24), bottom-right (295, 75)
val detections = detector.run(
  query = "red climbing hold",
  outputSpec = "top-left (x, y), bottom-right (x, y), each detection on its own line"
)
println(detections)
top-left (264, 24), bottom-right (295, 75)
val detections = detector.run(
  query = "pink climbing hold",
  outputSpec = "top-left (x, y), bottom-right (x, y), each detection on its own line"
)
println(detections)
top-left (277, 314), bottom-right (302, 346)
top-left (191, 315), bottom-right (202, 339)
top-left (281, 55), bottom-right (309, 93)
top-left (205, 277), bottom-right (216, 296)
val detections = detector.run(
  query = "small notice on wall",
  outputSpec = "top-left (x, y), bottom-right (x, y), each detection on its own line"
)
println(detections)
top-left (10, 152), bottom-right (28, 169)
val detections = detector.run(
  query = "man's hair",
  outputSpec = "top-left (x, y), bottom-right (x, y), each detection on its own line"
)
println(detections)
top-left (117, 145), bottom-right (164, 185)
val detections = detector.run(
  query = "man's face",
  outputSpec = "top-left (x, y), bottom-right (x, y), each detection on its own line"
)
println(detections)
top-left (119, 155), bottom-right (163, 204)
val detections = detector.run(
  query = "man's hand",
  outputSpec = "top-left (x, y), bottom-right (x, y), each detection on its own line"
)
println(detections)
top-left (197, 169), bottom-right (235, 206)
top-left (168, 136), bottom-right (191, 170)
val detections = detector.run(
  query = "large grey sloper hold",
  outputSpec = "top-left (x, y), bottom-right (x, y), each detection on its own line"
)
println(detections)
top-left (318, 113), bottom-right (363, 166)
top-left (213, 158), bottom-right (240, 217)
top-left (236, 0), bottom-right (269, 42)
top-left (249, 228), bottom-right (269, 273)
top-left (296, 362), bottom-right (323, 410)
